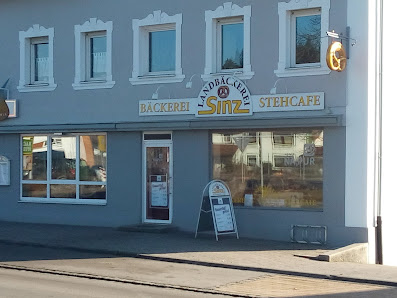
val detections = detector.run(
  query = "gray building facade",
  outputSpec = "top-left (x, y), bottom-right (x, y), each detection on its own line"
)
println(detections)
top-left (0, 0), bottom-right (365, 246)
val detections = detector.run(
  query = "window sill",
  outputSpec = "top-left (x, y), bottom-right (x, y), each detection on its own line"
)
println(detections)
top-left (201, 71), bottom-right (254, 81)
top-left (17, 83), bottom-right (57, 93)
top-left (72, 80), bottom-right (115, 90)
top-left (274, 66), bottom-right (331, 78)
top-left (19, 198), bottom-right (107, 205)
top-left (129, 74), bottom-right (185, 85)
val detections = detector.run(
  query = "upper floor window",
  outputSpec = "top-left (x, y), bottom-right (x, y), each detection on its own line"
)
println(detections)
top-left (130, 11), bottom-right (184, 85)
top-left (149, 29), bottom-right (176, 73)
top-left (219, 18), bottom-right (243, 70)
top-left (292, 9), bottom-right (321, 66)
top-left (73, 18), bottom-right (115, 90)
top-left (87, 32), bottom-right (107, 80)
top-left (31, 37), bottom-right (49, 83)
top-left (18, 25), bottom-right (56, 92)
top-left (203, 2), bottom-right (254, 81)
top-left (275, 0), bottom-right (330, 77)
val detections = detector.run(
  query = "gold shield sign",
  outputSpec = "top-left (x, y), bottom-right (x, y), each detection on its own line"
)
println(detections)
top-left (326, 41), bottom-right (347, 72)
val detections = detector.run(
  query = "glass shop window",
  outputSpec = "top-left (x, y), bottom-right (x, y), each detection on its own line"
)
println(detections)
top-left (212, 129), bottom-right (323, 209)
top-left (21, 134), bottom-right (107, 204)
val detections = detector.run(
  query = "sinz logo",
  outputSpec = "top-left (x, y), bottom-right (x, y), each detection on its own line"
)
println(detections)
top-left (197, 75), bottom-right (252, 117)
top-left (218, 86), bottom-right (230, 99)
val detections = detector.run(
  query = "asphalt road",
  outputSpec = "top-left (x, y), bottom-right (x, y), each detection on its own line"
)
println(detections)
top-left (0, 268), bottom-right (230, 298)
top-left (0, 242), bottom-right (260, 297)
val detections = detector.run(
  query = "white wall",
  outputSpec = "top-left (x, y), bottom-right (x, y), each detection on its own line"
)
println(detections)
top-left (346, 0), bottom-right (376, 263)
top-left (380, 0), bottom-right (397, 267)
top-left (347, 0), bottom-right (397, 266)
top-left (346, 1), bottom-right (373, 227)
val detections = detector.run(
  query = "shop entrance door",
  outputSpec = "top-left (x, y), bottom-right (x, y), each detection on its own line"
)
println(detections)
top-left (143, 137), bottom-right (172, 223)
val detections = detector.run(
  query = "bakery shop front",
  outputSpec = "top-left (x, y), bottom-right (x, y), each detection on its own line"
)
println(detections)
top-left (139, 75), bottom-right (327, 225)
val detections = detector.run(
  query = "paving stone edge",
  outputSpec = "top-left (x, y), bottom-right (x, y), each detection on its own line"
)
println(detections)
top-left (1, 239), bottom-right (396, 288)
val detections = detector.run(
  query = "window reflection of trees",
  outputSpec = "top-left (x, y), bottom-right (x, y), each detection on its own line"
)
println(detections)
top-left (221, 23), bottom-right (244, 69)
top-left (222, 49), bottom-right (243, 69)
top-left (296, 14), bottom-right (321, 64)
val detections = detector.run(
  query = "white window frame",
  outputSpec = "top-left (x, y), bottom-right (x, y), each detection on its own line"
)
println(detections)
top-left (130, 11), bottom-right (184, 85)
top-left (146, 25), bottom-right (176, 75)
top-left (20, 133), bottom-right (107, 205)
top-left (275, 0), bottom-right (330, 77)
top-left (290, 8), bottom-right (322, 68)
top-left (246, 155), bottom-right (258, 167)
top-left (273, 155), bottom-right (291, 169)
top-left (216, 17), bottom-right (244, 73)
top-left (272, 132), bottom-right (295, 147)
top-left (18, 24), bottom-right (56, 92)
top-left (245, 132), bottom-right (258, 144)
top-left (85, 31), bottom-right (107, 81)
top-left (203, 2), bottom-right (254, 81)
top-left (73, 18), bottom-right (115, 90)
top-left (30, 37), bottom-right (50, 84)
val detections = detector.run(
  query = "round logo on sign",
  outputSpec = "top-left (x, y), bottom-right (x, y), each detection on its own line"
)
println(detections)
top-left (218, 86), bottom-right (230, 99)
top-left (196, 75), bottom-right (252, 117)
top-left (209, 181), bottom-right (230, 197)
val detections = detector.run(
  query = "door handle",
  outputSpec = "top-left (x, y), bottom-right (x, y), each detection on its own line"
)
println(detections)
top-left (168, 177), bottom-right (173, 195)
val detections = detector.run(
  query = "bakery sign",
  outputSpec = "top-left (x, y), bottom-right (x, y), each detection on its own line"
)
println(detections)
top-left (196, 76), bottom-right (252, 117)
top-left (139, 76), bottom-right (324, 117)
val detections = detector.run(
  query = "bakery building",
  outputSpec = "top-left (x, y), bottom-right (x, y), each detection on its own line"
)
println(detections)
top-left (1, 0), bottom-right (395, 265)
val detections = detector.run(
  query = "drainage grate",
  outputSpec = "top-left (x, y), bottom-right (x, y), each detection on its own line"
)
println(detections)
top-left (291, 225), bottom-right (327, 245)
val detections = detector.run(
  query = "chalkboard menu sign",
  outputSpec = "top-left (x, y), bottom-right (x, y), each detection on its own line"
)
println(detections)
top-left (211, 197), bottom-right (234, 233)
top-left (195, 180), bottom-right (238, 240)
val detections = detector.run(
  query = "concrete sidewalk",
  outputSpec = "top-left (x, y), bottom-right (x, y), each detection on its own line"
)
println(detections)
top-left (0, 221), bottom-right (396, 288)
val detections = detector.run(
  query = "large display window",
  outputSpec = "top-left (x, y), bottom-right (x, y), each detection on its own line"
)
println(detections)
top-left (21, 134), bottom-right (107, 204)
top-left (212, 129), bottom-right (323, 209)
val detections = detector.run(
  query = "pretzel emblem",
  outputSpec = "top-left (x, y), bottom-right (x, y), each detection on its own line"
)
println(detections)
top-left (326, 41), bottom-right (347, 72)
top-left (0, 99), bottom-right (9, 121)
top-left (218, 86), bottom-right (230, 99)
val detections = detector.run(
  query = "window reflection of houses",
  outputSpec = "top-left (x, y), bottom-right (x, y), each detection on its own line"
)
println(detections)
top-left (212, 130), bottom-right (323, 209)
top-left (23, 135), bottom-right (107, 200)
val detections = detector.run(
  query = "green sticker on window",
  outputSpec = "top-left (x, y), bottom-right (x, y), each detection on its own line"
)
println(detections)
top-left (23, 137), bottom-right (33, 155)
